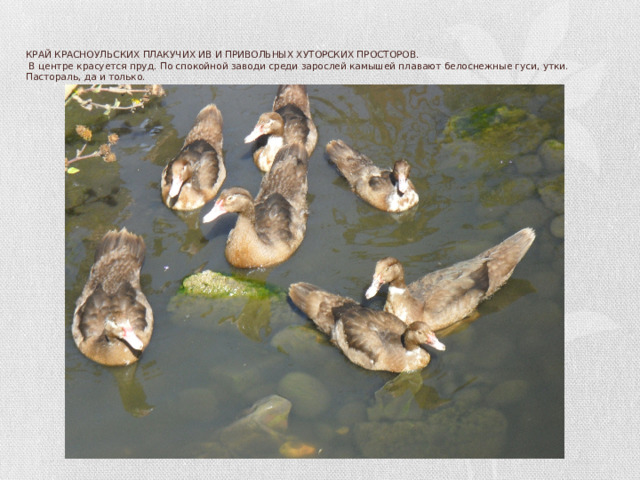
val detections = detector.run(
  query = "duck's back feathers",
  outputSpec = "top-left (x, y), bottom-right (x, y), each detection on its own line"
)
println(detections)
top-left (161, 104), bottom-right (226, 210)
top-left (326, 139), bottom-right (378, 184)
top-left (256, 143), bottom-right (309, 204)
top-left (409, 228), bottom-right (535, 301)
top-left (288, 282), bottom-right (357, 335)
top-left (273, 85), bottom-right (312, 119)
top-left (402, 228), bottom-right (535, 330)
top-left (277, 104), bottom-right (311, 151)
top-left (183, 103), bottom-right (224, 151)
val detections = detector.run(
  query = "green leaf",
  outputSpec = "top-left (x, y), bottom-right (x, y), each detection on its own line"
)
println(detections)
top-left (67, 167), bottom-right (80, 174)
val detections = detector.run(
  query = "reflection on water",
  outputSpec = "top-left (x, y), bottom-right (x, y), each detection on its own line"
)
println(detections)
top-left (66, 85), bottom-right (563, 458)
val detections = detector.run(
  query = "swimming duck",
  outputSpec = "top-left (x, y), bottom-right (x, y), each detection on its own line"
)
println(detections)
top-left (325, 139), bottom-right (419, 213)
top-left (289, 282), bottom-right (445, 373)
top-left (161, 104), bottom-right (226, 210)
top-left (202, 143), bottom-right (309, 268)
top-left (365, 228), bottom-right (536, 331)
top-left (244, 85), bottom-right (317, 172)
top-left (72, 228), bottom-right (154, 366)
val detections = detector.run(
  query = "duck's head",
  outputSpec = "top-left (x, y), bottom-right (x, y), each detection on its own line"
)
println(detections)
top-left (202, 187), bottom-right (253, 223)
top-left (392, 159), bottom-right (411, 194)
top-left (168, 156), bottom-right (193, 199)
top-left (404, 321), bottom-right (446, 351)
top-left (365, 257), bottom-right (405, 299)
top-left (244, 112), bottom-right (284, 143)
top-left (104, 317), bottom-right (144, 351)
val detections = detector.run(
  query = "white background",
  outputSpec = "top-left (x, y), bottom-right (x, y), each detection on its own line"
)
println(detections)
top-left (1, 1), bottom-right (638, 478)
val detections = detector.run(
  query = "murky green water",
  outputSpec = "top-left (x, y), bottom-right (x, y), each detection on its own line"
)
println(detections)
top-left (65, 85), bottom-right (563, 458)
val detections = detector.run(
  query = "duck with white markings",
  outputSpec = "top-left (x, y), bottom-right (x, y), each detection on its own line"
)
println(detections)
top-left (203, 143), bottom-right (309, 268)
top-left (72, 228), bottom-right (154, 366)
top-left (289, 282), bottom-right (445, 373)
top-left (245, 85), bottom-right (317, 172)
top-left (161, 104), bottom-right (226, 210)
top-left (365, 228), bottom-right (536, 331)
top-left (326, 139), bottom-right (419, 213)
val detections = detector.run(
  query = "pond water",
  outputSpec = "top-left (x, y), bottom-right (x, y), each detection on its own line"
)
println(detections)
top-left (65, 84), bottom-right (564, 458)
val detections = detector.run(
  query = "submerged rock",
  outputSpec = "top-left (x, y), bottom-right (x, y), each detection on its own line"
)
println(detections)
top-left (505, 197), bottom-right (554, 230)
top-left (173, 387), bottom-right (220, 422)
top-left (538, 139), bottom-right (564, 172)
top-left (354, 405), bottom-right (508, 457)
top-left (168, 270), bottom-right (284, 341)
top-left (487, 379), bottom-right (529, 407)
top-left (537, 175), bottom-right (564, 214)
top-left (550, 214), bottom-right (564, 238)
top-left (180, 270), bottom-right (285, 299)
top-left (514, 154), bottom-right (543, 176)
top-left (277, 371), bottom-right (331, 419)
top-left (443, 104), bottom-right (552, 167)
top-left (480, 177), bottom-right (536, 208)
top-left (367, 372), bottom-right (450, 422)
top-left (270, 325), bottom-right (330, 368)
top-left (183, 394), bottom-right (316, 458)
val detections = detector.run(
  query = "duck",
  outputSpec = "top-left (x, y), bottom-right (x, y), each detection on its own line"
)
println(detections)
top-left (244, 85), bottom-right (318, 172)
top-left (161, 104), bottom-right (226, 210)
top-left (325, 139), bottom-right (419, 213)
top-left (72, 228), bottom-right (154, 366)
top-left (289, 282), bottom-right (445, 373)
top-left (202, 143), bottom-right (309, 268)
top-left (365, 228), bottom-right (536, 331)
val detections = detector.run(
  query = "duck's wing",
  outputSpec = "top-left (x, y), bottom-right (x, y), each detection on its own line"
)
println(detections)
top-left (338, 307), bottom-right (405, 362)
top-left (256, 143), bottom-right (309, 203)
top-left (326, 140), bottom-right (380, 186)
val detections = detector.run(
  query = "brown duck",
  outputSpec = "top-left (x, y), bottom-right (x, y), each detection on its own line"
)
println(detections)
top-left (202, 143), bottom-right (309, 268)
top-left (245, 85), bottom-right (317, 172)
top-left (289, 282), bottom-right (445, 373)
top-left (365, 228), bottom-right (536, 331)
top-left (326, 139), bottom-right (419, 213)
top-left (161, 104), bottom-right (226, 210)
top-left (72, 228), bottom-right (154, 366)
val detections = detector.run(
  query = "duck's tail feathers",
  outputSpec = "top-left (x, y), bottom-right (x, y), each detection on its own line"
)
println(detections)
top-left (485, 227), bottom-right (536, 296)
top-left (184, 103), bottom-right (224, 150)
top-left (289, 282), bottom-right (354, 335)
top-left (94, 228), bottom-right (146, 266)
top-left (273, 85), bottom-right (311, 118)
top-left (325, 139), bottom-right (373, 181)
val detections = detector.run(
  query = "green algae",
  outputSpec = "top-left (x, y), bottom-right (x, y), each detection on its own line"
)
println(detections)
top-left (179, 270), bottom-right (285, 300)
top-left (442, 104), bottom-right (553, 169)
top-left (445, 104), bottom-right (527, 139)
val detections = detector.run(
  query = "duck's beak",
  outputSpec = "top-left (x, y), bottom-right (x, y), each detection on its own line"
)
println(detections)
top-left (202, 198), bottom-right (227, 223)
top-left (397, 175), bottom-right (409, 195)
top-left (244, 124), bottom-right (264, 143)
top-left (120, 320), bottom-right (144, 351)
top-left (169, 175), bottom-right (183, 198)
top-left (365, 275), bottom-right (382, 299)
top-left (425, 331), bottom-right (446, 351)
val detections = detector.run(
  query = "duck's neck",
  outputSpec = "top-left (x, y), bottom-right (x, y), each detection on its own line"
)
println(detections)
top-left (400, 330), bottom-right (420, 351)
top-left (388, 269), bottom-right (408, 291)
top-left (231, 204), bottom-right (257, 234)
